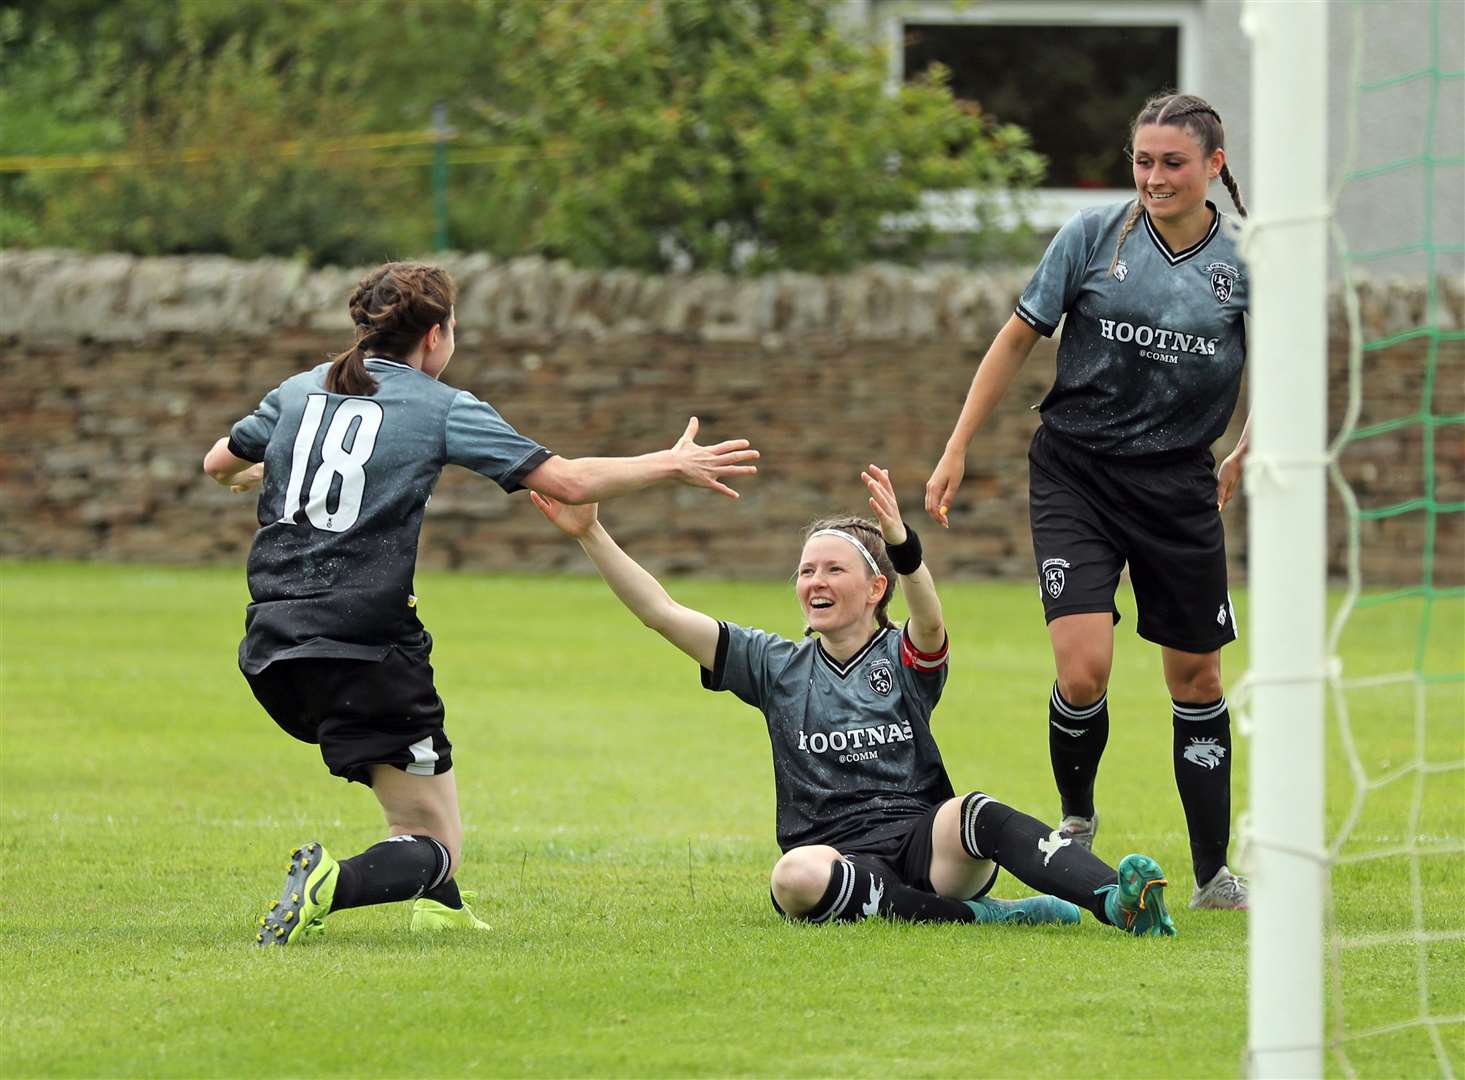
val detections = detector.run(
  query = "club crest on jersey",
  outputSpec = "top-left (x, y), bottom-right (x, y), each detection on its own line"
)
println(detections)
top-left (1112, 259), bottom-right (1129, 282)
top-left (1041, 557), bottom-right (1070, 599)
top-left (1205, 261), bottom-right (1240, 305)
top-left (867, 659), bottom-right (894, 697)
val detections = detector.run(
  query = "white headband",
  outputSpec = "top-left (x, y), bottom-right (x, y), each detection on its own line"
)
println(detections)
top-left (807, 528), bottom-right (882, 576)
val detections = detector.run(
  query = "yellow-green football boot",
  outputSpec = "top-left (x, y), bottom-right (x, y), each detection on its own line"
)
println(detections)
top-left (410, 888), bottom-right (491, 932)
top-left (255, 841), bottom-right (338, 947)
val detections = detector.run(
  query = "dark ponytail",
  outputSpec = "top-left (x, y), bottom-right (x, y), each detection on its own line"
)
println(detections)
top-left (1219, 162), bottom-right (1248, 219)
top-left (325, 262), bottom-right (458, 396)
top-left (327, 341), bottom-right (375, 397)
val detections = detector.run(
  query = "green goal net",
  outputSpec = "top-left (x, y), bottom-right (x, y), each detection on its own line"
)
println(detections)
top-left (1324, 0), bottom-right (1462, 1073)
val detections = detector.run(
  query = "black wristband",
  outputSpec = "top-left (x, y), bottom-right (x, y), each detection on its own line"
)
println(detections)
top-left (885, 528), bottom-right (923, 576)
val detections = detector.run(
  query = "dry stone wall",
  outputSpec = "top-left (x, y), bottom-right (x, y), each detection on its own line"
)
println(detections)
top-left (2, 249), bottom-right (1460, 588)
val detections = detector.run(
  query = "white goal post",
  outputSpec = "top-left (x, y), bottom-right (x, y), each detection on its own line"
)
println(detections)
top-left (1242, 1), bottom-right (1329, 1076)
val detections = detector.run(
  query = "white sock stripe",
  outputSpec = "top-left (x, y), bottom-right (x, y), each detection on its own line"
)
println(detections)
top-left (834, 860), bottom-right (857, 918)
top-left (812, 860), bottom-right (856, 923)
top-left (1172, 697), bottom-right (1229, 722)
top-left (963, 794), bottom-right (993, 860)
top-left (1050, 684), bottom-right (1107, 721)
top-left (425, 837), bottom-right (451, 891)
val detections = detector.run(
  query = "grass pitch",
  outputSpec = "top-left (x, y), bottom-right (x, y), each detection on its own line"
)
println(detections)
top-left (1, 561), bottom-right (1460, 1078)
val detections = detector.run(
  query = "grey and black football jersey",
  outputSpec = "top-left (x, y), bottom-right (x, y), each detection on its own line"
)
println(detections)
top-left (227, 358), bottom-right (552, 673)
top-left (701, 622), bottom-right (955, 852)
top-left (1015, 200), bottom-right (1249, 457)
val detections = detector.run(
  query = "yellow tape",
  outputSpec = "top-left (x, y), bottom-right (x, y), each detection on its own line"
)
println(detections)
top-left (0, 129), bottom-right (465, 174)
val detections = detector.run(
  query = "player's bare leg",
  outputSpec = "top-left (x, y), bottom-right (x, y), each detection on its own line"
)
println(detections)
top-left (369, 765), bottom-right (490, 931)
top-left (1161, 646), bottom-right (1223, 703)
top-left (769, 845), bottom-right (845, 915)
top-left (771, 843), bottom-right (1016, 925)
top-left (254, 767), bottom-right (463, 946)
top-left (1047, 612), bottom-right (1115, 849)
top-left (769, 829), bottom-right (1079, 928)
top-left (1162, 647), bottom-right (1247, 908)
top-left (370, 764), bottom-right (463, 875)
top-left (928, 799), bottom-right (998, 898)
top-left (942, 793), bottom-right (1173, 936)
top-left (929, 796), bottom-right (1079, 925)
top-left (1050, 612), bottom-right (1115, 705)
top-left (254, 767), bottom-right (480, 945)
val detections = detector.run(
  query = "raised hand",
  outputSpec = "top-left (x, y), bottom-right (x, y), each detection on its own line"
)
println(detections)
top-left (529, 491), bottom-right (599, 538)
top-left (862, 464), bottom-right (908, 545)
top-left (924, 452), bottom-right (964, 528)
top-left (670, 416), bottom-right (759, 499)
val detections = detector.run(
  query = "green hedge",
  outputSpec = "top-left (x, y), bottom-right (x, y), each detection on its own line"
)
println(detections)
top-left (1, 0), bottom-right (1043, 271)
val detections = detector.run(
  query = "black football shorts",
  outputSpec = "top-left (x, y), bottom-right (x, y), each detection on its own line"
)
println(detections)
top-left (1027, 424), bottom-right (1238, 653)
top-left (244, 645), bottom-right (452, 785)
top-left (768, 802), bottom-right (999, 917)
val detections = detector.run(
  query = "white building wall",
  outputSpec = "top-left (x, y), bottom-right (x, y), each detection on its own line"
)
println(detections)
top-left (1209, 0), bottom-right (1463, 277)
top-left (843, 0), bottom-right (1464, 274)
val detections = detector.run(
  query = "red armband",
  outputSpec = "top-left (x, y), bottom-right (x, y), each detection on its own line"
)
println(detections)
top-left (900, 627), bottom-right (949, 672)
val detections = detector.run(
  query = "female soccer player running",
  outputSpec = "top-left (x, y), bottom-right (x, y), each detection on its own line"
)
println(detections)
top-left (203, 261), bottom-right (759, 945)
top-left (532, 466), bottom-right (1176, 936)
top-left (924, 92), bottom-right (1250, 910)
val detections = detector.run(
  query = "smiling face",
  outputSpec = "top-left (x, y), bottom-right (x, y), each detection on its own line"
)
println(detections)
top-left (1132, 122), bottom-right (1223, 225)
top-left (796, 534), bottom-right (886, 637)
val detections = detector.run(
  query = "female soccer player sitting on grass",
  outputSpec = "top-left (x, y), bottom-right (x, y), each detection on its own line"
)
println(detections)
top-left (204, 260), bottom-right (759, 946)
top-left (532, 466), bottom-right (1176, 935)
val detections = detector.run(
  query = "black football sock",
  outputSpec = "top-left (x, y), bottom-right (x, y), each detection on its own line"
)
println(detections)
top-left (959, 791), bottom-right (1116, 923)
top-left (422, 878), bottom-right (462, 909)
top-left (1048, 683), bottom-right (1109, 818)
top-left (331, 835), bottom-right (452, 912)
top-left (1172, 697), bottom-right (1233, 885)
top-left (844, 857), bottom-right (981, 923)
top-left (792, 858), bottom-right (977, 924)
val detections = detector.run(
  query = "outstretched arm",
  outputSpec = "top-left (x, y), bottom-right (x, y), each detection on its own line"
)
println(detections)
top-left (924, 314), bottom-right (1042, 527)
top-left (203, 437), bottom-right (265, 493)
top-left (524, 417), bottom-right (759, 505)
top-left (863, 465), bottom-right (945, 654)
top-left (529, 493), bottom-right (721, 669)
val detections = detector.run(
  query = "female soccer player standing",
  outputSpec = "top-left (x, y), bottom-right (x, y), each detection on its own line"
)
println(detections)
top-left (924, 92), bottom-right (1250, 910)
top-left (203, 261), bottom-right (759, 945)
top-left (532, 466), bottom-right (1177, 936)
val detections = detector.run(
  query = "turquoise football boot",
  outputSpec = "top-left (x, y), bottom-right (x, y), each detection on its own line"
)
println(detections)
top-left (966, 894), bottom-right (1082, 926)
top-left (1099, 853), bottom-right (1177, 937)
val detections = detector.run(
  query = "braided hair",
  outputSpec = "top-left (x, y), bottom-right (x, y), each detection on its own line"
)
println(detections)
top-left (799, 516), bottom-right (896, 638)
top-left (326, 262), bottom-right (458, 396)
top-left (1109, 91), bottom-right (1248, 277)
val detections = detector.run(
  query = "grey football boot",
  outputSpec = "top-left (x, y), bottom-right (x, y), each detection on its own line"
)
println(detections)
top-left (1190, 866), bottom-right (1249, 910)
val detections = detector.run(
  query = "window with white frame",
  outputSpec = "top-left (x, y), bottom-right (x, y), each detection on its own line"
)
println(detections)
top-left (904, 23), bottom-right (1178, 188)
top-left (873, 1), bottom-right (1202, 228)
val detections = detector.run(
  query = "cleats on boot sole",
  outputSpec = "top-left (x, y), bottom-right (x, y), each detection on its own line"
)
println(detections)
top-left (255, 841), bottom-right (337, 947)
